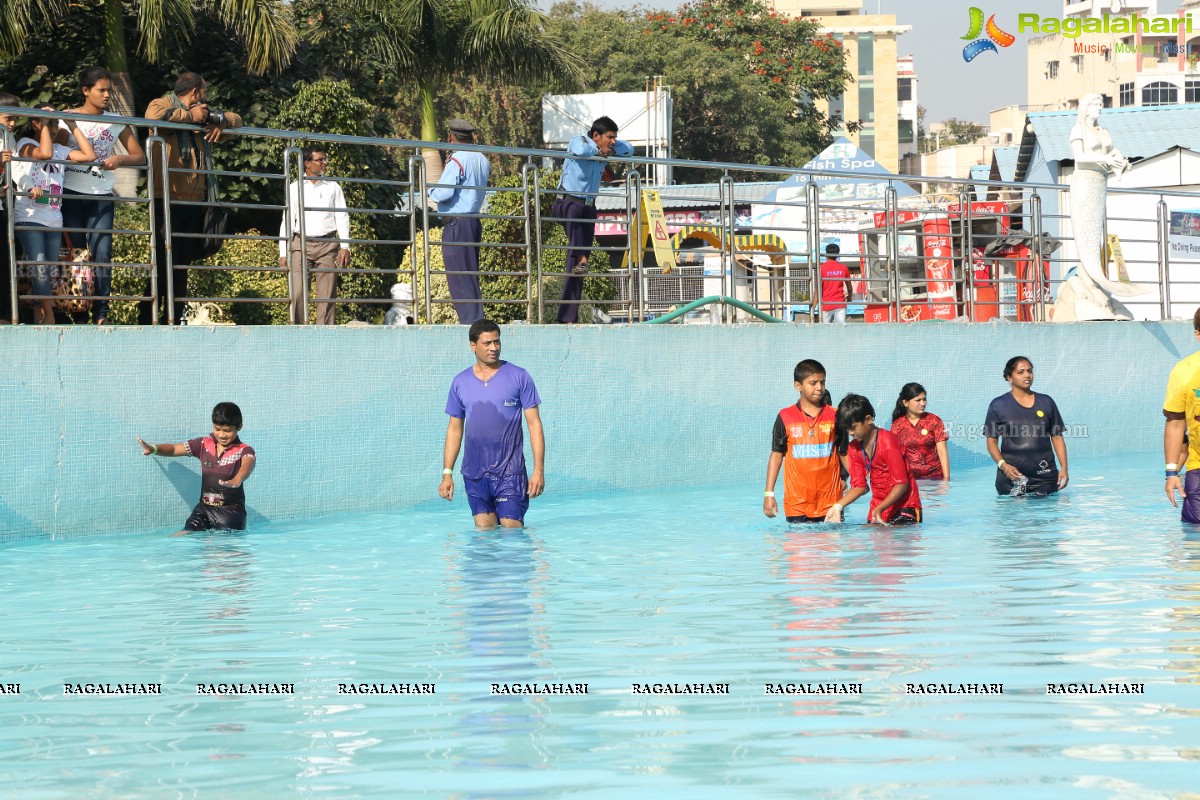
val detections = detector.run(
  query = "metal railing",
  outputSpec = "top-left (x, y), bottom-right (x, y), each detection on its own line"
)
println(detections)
top-left (4, 103), bottom-right (1200, 326)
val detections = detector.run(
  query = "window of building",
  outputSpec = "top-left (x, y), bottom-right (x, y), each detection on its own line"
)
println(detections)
top-left (1104, 47), bottom-right (1113, 62)
top-left (857, 33), bottom-right (874, 76)
top-left (1187, 79), bottom-right (1200, 103)
top-left (1071, 55), bottom-right (1084, 73)
top-left (859, 130), bottom-right (875, 158)
top-left (858, 80), bottom-right (875, 123)
top-left (898, 119), bottom-right (914, 144)
top-left (1102, 94), bottom-right (1112, 108)
top-left (1119, 82), bottom-right (1135, 106)
top-left (1142, 81), bottom-right (1179, 106)
top-left (897, 77), bottom-right (912, 102)
top-left (1046, 61), bottom-right (1059, 79)
top-left (828, 92), bottom-right (844, 124)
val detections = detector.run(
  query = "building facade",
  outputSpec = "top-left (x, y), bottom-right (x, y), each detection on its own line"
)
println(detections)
top-left (769, 0), bottom-right (911, 172)
top-left (1027, 0), bottom-right (1200, 110)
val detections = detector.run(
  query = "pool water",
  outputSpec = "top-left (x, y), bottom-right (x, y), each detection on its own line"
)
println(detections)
top-left (1, 453), bottom-right (1198, 798)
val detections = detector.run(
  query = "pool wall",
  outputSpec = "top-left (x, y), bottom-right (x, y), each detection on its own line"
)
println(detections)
top-left (1, 321), bottom-right (1192, 540)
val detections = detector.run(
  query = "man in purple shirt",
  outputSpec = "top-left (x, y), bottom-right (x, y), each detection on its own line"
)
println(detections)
top-left (440, 319), bottom-right (545, 528)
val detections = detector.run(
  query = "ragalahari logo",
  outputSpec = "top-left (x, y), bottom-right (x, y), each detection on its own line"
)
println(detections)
top-left (961, 7), bottom-right (1015, 62)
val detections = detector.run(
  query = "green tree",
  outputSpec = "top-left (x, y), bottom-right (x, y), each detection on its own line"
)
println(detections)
top-left (540, 0), bottom-right (854, 180)
top-left (0, 0), bottom-right (297, 115)
top-left (352, 0), bottom-right (582, 184)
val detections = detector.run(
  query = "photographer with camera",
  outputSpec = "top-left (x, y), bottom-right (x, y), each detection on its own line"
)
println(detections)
top-left (142, 72), bottom-right (241, 324)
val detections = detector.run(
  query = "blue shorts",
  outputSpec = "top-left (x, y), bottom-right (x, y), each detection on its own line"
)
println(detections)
top-left (464, 472), bottom-right (529, 522)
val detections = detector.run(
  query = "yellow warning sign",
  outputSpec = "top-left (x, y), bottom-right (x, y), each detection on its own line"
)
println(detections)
top-left (639, 190), bottom-right (677, 275)
top-left (1104, 233), bottom-right (1129, 282)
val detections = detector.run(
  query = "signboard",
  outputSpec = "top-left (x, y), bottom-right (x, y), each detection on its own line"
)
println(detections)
top-left (1169, 210), bottom-right (1200, 261)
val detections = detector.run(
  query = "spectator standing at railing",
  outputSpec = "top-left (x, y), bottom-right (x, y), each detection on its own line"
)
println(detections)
top-left (429, 118), bottom-right (489, 325)
top-left (63, 67), bottom-right (147, 325)
top-left (278, 146), bottom-right (350, 325)
top-left (141, 72), bottom-right (241, 325)
top-left (553, 116), bottom-right (632, 324)
top-left (12, 106), bottom-right (96, 324)
top-left (0, 93), bottom-right (18, 324)
top-left (819, 243), bottom-right (851, 324)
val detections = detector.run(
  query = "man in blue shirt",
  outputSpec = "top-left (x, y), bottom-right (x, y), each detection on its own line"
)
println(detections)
top-left (553, 116), bottom-right (633, 324)
top-left (430, 118), bottom-right (491, 325)
top-left (440, 319), bottom-right (545, 529)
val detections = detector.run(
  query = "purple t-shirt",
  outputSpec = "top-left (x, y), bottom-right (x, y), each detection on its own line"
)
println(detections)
top-left (445, 362), bottom-right (541, 480)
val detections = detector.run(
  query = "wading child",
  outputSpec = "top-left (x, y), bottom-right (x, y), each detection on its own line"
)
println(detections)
top-left (763, 359), bottom-right (844, 523)
top-left (137, 402), bottom-right (255, 535)
top-left (834, 394), bottom-right (922, 525)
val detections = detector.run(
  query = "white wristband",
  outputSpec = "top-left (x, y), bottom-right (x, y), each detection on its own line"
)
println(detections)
top-left (831, 503), bottom-right (843, 512)
top-left (764, 491), bottom-right (775, 498)
top-left (442, 468), bottom-right (453, 475)
top-left (1167, 462), bottom-right (1179, 471)
top-left (997, 459), bottom-right (1006, 469)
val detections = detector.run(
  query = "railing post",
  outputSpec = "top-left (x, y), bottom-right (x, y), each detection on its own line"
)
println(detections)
top-left (1158, 198), bottom-right (1171, 320)
top-left (413, 156), bottom-right (432, 324)
top-left (521, 160), bottom-right (539, 323)
top-left (719, 171), bottom-right (735, 323)
top-left (806, 182), bottom-right (820, 324)
top-left (5, 166), bottom-right (15, 323)
top-left (1030, 192), bottom-right (1046, 322)
top-left (886, 185), bottom-right (900, 322)
top-left (959, 190), bottom-right (975, 321)
top-left (281, 145), bottom-right (302, 324)
top-left (146, 134), bottom-right (171, 326)
top-left (405, 154), bottom-right (420, 321)
top-left (627, 170), bottom-right (644, 322)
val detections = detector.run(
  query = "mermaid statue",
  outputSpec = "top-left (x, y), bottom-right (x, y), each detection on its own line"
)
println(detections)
top-left (1053, 94), bottom-right (1148, 322)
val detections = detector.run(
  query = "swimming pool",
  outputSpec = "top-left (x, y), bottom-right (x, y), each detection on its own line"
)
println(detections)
top-left (2, 452), bottom-right (1197, 798)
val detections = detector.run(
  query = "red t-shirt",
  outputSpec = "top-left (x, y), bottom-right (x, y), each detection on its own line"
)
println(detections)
top-left (819, 258), bottom-right (849, 310)
top-left (889, 413), bottom-right (949, 480)
top-left (848, 428), bottom-right (921, 522)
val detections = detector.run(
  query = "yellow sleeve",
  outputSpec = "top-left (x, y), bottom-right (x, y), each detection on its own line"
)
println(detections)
top-left (1164, 360), bottom-right (1193, 414)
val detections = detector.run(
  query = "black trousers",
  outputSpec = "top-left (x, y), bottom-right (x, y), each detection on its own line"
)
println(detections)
top-left (141, 198), bottom-right (204, 324)
top-left (0, 208), bottom-right (11, 322)
top-left (553, 196), bottom-right (597, 324)
top-left (443, 216), bottom-right (484, 325)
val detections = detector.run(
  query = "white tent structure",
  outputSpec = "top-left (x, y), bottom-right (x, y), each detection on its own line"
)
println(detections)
top-left (542, 84), bottom-right (673, 186)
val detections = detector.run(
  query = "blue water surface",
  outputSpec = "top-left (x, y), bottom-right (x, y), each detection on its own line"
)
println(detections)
top-left (1, 453), bottom-right (1198, 799)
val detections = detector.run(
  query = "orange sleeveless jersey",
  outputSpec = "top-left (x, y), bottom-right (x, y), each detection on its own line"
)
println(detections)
top-left (779, 404), bottom-right (841, 518)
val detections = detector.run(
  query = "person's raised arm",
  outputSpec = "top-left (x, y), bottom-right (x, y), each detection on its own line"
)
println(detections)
top-left (439, 417), bottom-right (464, 501)
top-left (136, 436), bottom-right (186, 457)
top-left (20, 123), bottom-right (54, 161)
top-left (62, 119), bottom-right (96, 162)
top-left (525, 406), bottom-right (545, 499)
top-left (567, 134), bottom-right (598, 157)
top-left (112, 124), bottom-right (146, 169)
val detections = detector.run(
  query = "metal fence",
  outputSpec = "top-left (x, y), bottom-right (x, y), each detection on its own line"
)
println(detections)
top-left (4, 104), bottom-right (1199, 325)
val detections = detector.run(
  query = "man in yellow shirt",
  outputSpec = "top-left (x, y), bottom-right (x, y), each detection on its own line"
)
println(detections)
top-left (1163, 307), bottom-right (1200, 521)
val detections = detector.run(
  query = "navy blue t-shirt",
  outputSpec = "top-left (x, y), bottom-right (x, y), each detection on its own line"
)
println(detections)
top-left (984, 392), bottom-right (1065, 492)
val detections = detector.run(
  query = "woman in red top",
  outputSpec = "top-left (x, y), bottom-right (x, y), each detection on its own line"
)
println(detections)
top-left (889, 383), bottom-right (950, 480)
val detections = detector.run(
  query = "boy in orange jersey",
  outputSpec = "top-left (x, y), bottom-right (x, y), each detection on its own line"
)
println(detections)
top-left (763, 359), bottom-right (845, 523)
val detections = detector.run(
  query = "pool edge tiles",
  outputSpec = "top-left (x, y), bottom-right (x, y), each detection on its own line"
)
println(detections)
top-left (0, 320), bottom-right (1193, 540)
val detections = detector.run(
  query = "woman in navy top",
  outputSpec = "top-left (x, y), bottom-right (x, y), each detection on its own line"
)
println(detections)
top-left (984, 356), bottom-right (1068, 496)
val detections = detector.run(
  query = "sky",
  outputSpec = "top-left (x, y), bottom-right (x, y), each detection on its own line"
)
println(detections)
top-left (569, 0), bottom-right (1185, 124)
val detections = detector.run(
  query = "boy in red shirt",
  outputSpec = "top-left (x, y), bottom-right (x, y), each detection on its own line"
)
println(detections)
top-left (819, 243), bottom-right (851, 324)
top-left (763, 359), bottom-right (845, 523)
top-left (833, 394), bottom-right (922, 525)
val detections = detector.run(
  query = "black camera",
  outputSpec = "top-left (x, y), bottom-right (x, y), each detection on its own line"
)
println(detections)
top-left (207, 109), bottom-right (229, 128)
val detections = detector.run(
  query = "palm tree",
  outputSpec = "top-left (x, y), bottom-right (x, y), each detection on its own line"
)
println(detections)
top-left (356, 0), bottom-right (582, 184)
top-left (1, 0), bottom-right (297, 115)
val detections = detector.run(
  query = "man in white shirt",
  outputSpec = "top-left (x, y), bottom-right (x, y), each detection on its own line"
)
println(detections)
top-left (279, 146), bottom-right (351, 324)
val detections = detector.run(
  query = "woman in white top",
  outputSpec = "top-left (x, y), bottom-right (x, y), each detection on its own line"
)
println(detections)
top-left (14, 105), bottom-right (96, 324)
top-left (64, 67), bottom-right (146, 324)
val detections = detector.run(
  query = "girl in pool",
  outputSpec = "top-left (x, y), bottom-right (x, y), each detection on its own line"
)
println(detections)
top-left (984, 356), bottom-right (1069, 496)
top-left (890, 383), bottom-right (950, 480)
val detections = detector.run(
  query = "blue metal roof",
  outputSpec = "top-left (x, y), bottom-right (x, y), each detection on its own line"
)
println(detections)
top-left (991, 146), bottom-right (1019, 182)
top-left (1016, 104), bottom-right (1200, 181)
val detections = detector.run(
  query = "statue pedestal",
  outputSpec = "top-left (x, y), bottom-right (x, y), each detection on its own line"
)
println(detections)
top-left (1051, 276), bottom-right (1133, 322)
